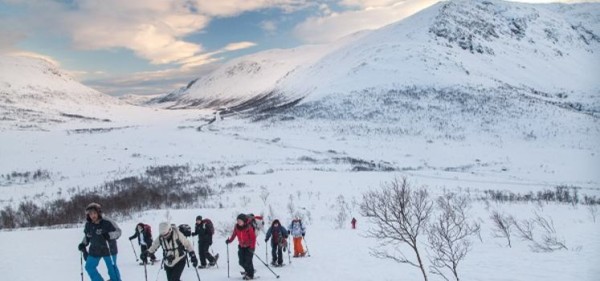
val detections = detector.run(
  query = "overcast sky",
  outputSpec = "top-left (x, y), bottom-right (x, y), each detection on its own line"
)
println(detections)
top-left (0, 0), bottom-right (594, 96)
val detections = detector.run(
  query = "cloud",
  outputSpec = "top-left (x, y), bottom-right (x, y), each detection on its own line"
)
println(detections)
top-left (2, 0), bottom-right (308, 66)
top-left (295, 0), bottom-right (439, 44)
top-left (223, 41), bottom-right (258, 51)
top-left (260, 20), bottom-right (278, 34)
top-left (84, 63), bottom-right (220, 96)
top-left (6, 51), bottom-right (61, 66)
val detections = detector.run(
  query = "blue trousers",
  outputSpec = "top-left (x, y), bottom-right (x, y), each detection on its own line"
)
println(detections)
top-left (85, 255), bottom-right (121, 281)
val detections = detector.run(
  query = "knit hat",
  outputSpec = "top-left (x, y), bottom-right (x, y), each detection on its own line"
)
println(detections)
top-left (159, 222), bottom-right (171, 236)
top-left (196, 215), bottom-right (203, 221)
top-left (237, 213), bottom-right (248, 222)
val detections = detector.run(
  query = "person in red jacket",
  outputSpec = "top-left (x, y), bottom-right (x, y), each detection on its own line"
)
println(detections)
top-left (226, 214), bottom-right (256, 280)
top-left (351, 217), bottom-right (357, 229)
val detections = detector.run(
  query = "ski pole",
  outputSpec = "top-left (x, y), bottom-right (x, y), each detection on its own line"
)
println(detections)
top-left (226, 243), bottom-right (230, 278)
top-left (253, 252), bottom-right (280, 278)
top-left (143, 258), bottom-right (148, 281)
top-left (80, 251), bottom-right (84, 281)
top-left (303, 237), bottom-right (311, 257)
top-left (155, 260), bottom-right (164, 281)
top-left (130, 239), bottom-right (139, 262)
top-left (105, 239), bottom-right (121, 281)
top-left (193, 266), bottom-right (202, 281)
top-left (287, 238), bottom-right (291, 264)
top-left (265, 242), bottom-right (268, 264)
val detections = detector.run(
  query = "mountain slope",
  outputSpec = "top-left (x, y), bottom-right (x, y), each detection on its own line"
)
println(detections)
top-left (158, 0), bottom-right (599, 115)
top-left (0, 54), bottom-right (123, 129)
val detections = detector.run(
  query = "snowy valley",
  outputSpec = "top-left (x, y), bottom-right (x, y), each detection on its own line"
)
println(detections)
top-left (0, 0), bottom-right (599, 281)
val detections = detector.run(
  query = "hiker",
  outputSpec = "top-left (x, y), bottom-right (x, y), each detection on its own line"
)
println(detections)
top-left (128, 222), bottom-right (157, 264)
top-left (192, 215), bottom-right (219, 268)
top-left (288, 218), bottom-right (306, 257)
top-left (226, 214), bottom-right (257, 280)
top-left (264, 219), bottom-right (288, 266)
top-left (351, 217), bottom-right (357, 229)
top-left (145, 222), bottom-right (198, 281)
top-left (77, 202), bottom-right (122, 281)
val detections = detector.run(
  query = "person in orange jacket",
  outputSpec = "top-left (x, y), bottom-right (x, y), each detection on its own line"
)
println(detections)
top-left (226, 214), bottom-right (257, 280)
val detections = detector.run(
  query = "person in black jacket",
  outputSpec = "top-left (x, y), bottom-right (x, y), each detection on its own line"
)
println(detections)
top-left (129, 222), bottom-right (157, 265)
top-left (265, 219), bottom-right (288, 267)
top-left (191, 215), bottom-right (218, 268)
top-left (78, 202), bottom-right (122, 281)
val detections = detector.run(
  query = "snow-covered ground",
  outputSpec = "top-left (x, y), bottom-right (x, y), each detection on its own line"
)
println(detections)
top-left (0, 111), bottom-right (598, 281)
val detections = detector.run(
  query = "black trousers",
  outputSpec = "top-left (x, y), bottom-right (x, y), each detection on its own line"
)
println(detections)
top-left (165, 258), bottom-right (186, 281)
top-left (198, 241), bottom-right (215, 266)
top-left (140, 245), bottom-right (156, 263)
top-left (271, 243), bottom-right (283, 265)
top-left (238, 246), bottom-right (255, 278)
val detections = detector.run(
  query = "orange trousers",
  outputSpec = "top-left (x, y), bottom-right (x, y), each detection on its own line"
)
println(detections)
top-left (293, 237), bottom-right (304, 256)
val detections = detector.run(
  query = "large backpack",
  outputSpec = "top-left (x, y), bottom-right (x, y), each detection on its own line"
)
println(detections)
top-left (178, 224), bottom-right (192, 237)
top-left (143, 224), bottom-right (152, 238)
top-left (202, 219), bottom-right (214, 235)
top-left (248, 214), bottom-right (263, 231)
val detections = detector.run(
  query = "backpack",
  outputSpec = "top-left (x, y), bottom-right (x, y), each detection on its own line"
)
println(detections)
top-left (143, 224), bottom-right (152, 238)
top-left (248, 214), bottom-right (263, 231)
top-left (202, 219), bottom-right (214, 235)
top-left (178, 224), bottom-right (192, 237)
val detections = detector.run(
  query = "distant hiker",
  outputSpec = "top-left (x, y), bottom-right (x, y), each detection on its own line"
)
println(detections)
top-left (226, 214), bottom-right (257, 280)
top-left (351, 217), bottom-right (357, 229)
top-left (288, 218), bottom-right (306, 257)
top-left (192, 215), bottom-right (219, 268)
top-left (145, 222), bottom-right (198, 281)
top-left (264, 219), bottom-right (288, 266)
top-left (128, 222), bottom-right (157, 264)
top-left (78, 202), bottom-right (122, 281)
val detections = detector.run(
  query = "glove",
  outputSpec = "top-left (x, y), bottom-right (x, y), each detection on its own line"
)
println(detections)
top-left (225, 239), bottom-right (231, 244)
top-left (102, 232), bottom-right (111, 240)
top-left (287, 230), bottom-right (291, 235)
top-left (302, 234), bottom-right (305, 237)
top-left (190, 253), bottom-right (198, 267)
top-left (78, 243), bottom-right (86, 251)
top-left (264, 239), bottom-right (268, 243)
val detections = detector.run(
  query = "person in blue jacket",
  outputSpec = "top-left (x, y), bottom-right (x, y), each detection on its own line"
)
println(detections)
top-left (78, 202), bottom-right (122, 281)
top-left (264, 219), bottom-right (288, 266)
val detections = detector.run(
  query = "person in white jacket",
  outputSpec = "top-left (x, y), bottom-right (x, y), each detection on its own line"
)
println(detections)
top-left (146, 222), bottom-right (198, 281)
top-left (288, 218), bottom-right (306, 257)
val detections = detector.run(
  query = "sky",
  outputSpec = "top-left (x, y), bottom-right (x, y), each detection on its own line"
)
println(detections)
top-left (0, 0), bottom-right (594, 96)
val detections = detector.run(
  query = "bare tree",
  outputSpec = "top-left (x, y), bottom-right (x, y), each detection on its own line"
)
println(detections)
top-left (427, 192), bottom-right (480, 281)
top-left (588, 204), bottom-right (598, 223)
top-left (360, 177), bottom-right (433, 281)
top-left (530, 212), bottom-right (567, 252)
top-left (513, 218), bottom-right (535, 242)
top-left (259, 186), bottom-right (270, 205)
top-left (490, 211), bottom-right (513, 247)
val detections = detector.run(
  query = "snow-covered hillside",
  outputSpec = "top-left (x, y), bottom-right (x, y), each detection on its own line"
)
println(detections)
top-left (0, 54), bottom-right (126, 130)
top-left (157, 0), bottom-right (600, 114)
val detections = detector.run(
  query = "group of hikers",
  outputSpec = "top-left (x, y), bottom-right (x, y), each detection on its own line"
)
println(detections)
top-left (77, 202), bottom-right (311, 281)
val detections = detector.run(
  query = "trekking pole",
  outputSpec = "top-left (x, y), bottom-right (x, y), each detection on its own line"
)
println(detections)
top-left (105, 239), bottom-right (121, 281)
top-left (155, 260), bottom-right (164, 281)
top-left (143, 259), bottom-right (148, 281)
top-left (253, 252), bottom-right (280, 278)
top-left (80, 251), bottom-right (84, 281)
top-left (193, 266), bottom-right (202, 281)
top-left (130, 239), bottom-right (139, 262)
top-left (287, 238), bottom-right (291, 264)
top-left (227, 243), bottom-right (230, 278)
top-left (303, 237), bottom-right (311, 257)
top-left (265, 243), bottom-right (268, 265)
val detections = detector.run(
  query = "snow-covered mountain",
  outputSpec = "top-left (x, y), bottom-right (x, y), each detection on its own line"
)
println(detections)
top-left (0, 54), bottom-right (124, 129)
top-left (156, 0), bottom-right (599, 114)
